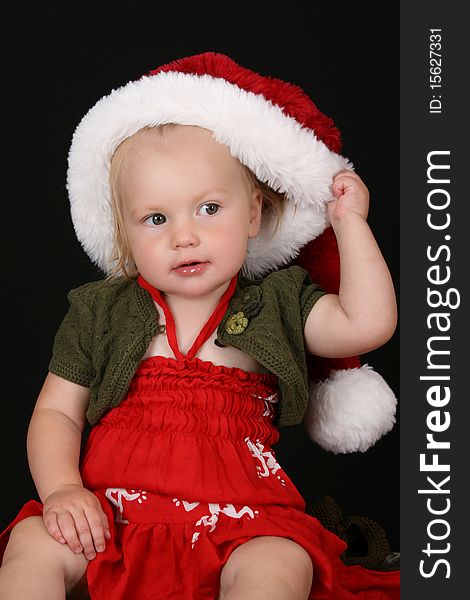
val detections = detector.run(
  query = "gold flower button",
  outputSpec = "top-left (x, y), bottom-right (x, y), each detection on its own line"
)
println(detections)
top-left (225, 311), bottom-right (249, 335)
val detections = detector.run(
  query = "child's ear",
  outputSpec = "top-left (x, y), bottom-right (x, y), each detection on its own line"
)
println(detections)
top-left (248, 188), bottom-right (263, 238)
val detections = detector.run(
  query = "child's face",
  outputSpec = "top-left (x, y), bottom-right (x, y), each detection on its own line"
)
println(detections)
top-left (122, 125), bottom-right (262, 298)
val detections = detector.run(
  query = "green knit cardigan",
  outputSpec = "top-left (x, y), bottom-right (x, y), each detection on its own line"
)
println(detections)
top-left (49, 266), bottom-right (325, 428)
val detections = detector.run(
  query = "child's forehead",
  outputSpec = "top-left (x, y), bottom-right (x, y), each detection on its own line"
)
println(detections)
top-left (130, 124), bottom-right (224, 154)
top-left (122, 124), bottom-right (250, 184)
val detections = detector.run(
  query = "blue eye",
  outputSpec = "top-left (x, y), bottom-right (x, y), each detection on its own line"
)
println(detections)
top-left (145, 213), bottom-right (166, 226)
top-left (199, 203), bottom-right (220, 216)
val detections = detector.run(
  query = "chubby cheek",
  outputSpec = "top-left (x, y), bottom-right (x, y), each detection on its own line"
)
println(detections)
top-left (214, 225), bottom-right (250, 263)
top-left (129, 234), bottom-right (165, 272)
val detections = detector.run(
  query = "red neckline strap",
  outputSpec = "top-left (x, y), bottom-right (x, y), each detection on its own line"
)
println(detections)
top-left (137, 274), bottom-right (238, 361)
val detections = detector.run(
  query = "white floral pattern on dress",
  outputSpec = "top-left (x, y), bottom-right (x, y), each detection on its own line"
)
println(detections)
top-left (105, 488), bottom-right (148, 524)
top-left (172, 498), bottom-right (260, 548)
top-left (250, 392), bottom-right (279, 417)
top-left (244, 437), bottom-right (286, 486)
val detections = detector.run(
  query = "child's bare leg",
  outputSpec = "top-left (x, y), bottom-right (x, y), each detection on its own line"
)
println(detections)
top-left (0, 516), bottom-right (88, 600)
top-left (218, 535), bottom-right (313, 600)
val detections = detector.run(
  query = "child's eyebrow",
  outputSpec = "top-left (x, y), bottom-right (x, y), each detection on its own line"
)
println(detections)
top-left (141, 187), bottom-right (229, 208)
top-left (192, 186), bottom-right (229, 200)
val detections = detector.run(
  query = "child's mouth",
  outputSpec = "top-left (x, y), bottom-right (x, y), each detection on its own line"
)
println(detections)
top-left (173, 261), bottom-right (209, 276)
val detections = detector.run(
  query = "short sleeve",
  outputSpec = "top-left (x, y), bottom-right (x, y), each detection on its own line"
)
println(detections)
top-left (297, 271), bottom-right (327, 329)
top-left (48, 286), bottom-right (95, 387)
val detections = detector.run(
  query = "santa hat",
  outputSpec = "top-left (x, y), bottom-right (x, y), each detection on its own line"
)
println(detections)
top-left (66, 51), bottom-right (397, 453)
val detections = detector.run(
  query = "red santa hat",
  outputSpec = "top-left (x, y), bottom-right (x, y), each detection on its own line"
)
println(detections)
top-left (66, 51), bottom-right (397, 453)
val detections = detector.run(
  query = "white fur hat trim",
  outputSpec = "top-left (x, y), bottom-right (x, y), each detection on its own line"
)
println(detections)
top-left (303, 365), bottom-right (397, 454)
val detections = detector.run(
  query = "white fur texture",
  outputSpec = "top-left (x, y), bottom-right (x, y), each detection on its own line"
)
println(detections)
top-left (67, 71), bottom-right (352, 276)
top-left (304, 365), bottom-right (397, 454)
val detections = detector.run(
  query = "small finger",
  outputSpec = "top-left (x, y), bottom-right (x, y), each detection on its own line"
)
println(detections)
top-left (333, 173), bottom-right (357, 188)
top-left (85, 510), bottom-right (107, 553)
top-left (100, 510), bottom-right (111, 540)
top-left (73, 515), bottom-right (97, 560)
top-left (43, 510), bottom-right (66, 544)
top-left (56, 511), bottom-right (83, 554)
top-left (333, 170), bottom-right (351, 180)
top-left (100, 509), bottom-right (112, 540)
top-left (332, 181), bottom-right (347, 197)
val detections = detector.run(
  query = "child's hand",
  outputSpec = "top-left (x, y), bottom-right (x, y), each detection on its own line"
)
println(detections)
top-left (42, 483), bottom-right (111, 561)
top-left (327, 170), bottom-right (370, 225)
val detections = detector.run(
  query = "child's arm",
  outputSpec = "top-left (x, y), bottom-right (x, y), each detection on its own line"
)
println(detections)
top-left (304, 170), bottom-right (397, 358)
top-left (27, 372), bottom-right (110, 561)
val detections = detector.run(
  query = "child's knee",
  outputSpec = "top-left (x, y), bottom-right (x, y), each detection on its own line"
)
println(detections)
top-left (220, 536), bottom-right (313, 598)
top-left (5, 517), bottom-right (59, 561)
top-left (3, 516), bottom-right (88, 590)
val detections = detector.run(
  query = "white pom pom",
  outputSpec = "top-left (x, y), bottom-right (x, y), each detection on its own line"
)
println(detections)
top-left (303, 365), bottom-right (397, 454)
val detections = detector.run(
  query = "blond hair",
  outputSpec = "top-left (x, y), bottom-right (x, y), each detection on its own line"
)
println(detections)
top-left (108, 125), bottom-right (286, 279)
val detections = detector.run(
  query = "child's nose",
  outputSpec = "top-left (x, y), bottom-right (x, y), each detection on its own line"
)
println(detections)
top-left (171, 220), bottom-right (200, 249)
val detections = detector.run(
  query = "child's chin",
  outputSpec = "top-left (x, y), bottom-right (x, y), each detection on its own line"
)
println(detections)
top-left (172, 275), bottom-right (234, 298)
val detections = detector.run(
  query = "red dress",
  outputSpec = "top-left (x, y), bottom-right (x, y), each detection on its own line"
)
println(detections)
top-left (1, 277), bottom-right (399, 599)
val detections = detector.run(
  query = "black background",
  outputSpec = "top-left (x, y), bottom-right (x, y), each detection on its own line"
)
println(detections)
top-left (2, 1), bottom-right (399, 551)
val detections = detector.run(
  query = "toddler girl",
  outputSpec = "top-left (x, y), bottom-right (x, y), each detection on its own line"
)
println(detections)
top-left (0, 52), bottom-right (399, 600)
